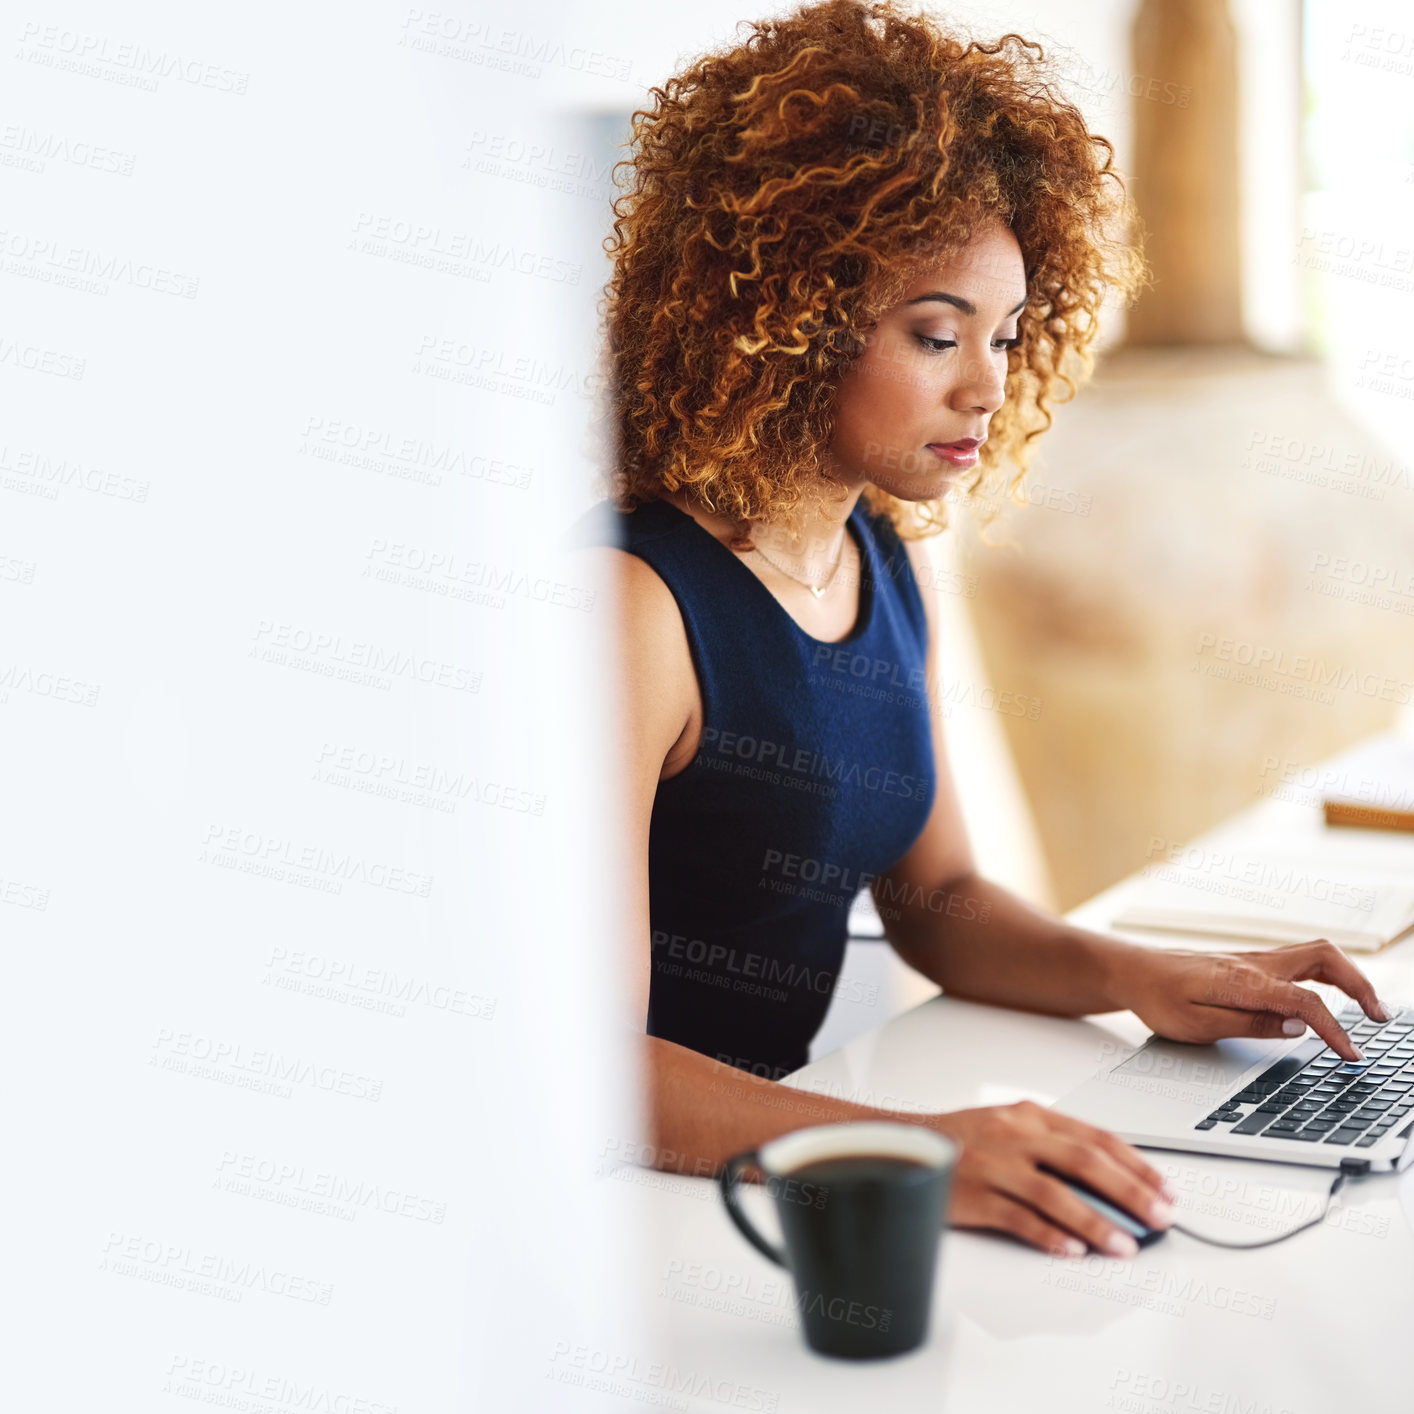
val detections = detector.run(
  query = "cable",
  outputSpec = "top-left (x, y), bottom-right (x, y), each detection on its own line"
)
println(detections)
top-left (1170, 1157), bottom-right (1372, 1249)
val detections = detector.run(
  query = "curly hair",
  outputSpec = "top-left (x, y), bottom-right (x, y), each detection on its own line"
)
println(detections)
top-left (603, 0), bottom-right (1145, 538)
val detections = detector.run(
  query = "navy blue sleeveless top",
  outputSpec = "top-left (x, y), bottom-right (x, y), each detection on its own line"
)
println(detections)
top-left (582, 497), bottom-right (936, 1079)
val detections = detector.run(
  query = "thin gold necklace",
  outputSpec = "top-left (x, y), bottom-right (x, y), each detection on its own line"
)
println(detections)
top-left (751, 530), bottom-right (847, 599)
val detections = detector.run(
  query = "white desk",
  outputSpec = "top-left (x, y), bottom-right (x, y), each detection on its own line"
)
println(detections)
top-left (603, 733), bottom-right (1414, 1412)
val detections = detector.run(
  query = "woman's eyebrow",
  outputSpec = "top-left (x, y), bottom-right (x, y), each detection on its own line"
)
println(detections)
top-left (906, 291), bottom-right (1028, 318)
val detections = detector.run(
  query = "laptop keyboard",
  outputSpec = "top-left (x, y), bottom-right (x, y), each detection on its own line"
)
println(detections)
top-left (1193, 1009), bottom-right (1414, 1149)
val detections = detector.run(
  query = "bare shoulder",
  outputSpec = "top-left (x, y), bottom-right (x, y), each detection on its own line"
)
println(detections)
top-left (571, 545), bottom-right (699, 772)
top-left (574, 545), bottom-right (689, 663)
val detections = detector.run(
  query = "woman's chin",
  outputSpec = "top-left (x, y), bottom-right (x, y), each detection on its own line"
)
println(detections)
top-left (871, 469), bottom-right (964, 503)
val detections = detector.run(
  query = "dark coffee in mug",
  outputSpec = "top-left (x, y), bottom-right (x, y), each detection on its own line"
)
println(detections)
top-left (720, 1122), bottom-right (957, 1360)
top-left (786, 1154), bottom-right (930, 1185)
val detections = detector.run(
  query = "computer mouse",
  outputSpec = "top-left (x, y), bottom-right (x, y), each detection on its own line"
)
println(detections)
top-left (1038, 1163), bottom-right (1168, 1250)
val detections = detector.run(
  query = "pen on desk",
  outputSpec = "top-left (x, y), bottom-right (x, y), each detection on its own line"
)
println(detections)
top-left (1323, 799), bottom-right (1414, 834)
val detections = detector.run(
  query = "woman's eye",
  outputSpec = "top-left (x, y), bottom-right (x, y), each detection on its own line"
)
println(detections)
top-left (915, 334), bottom-right (1022, 353)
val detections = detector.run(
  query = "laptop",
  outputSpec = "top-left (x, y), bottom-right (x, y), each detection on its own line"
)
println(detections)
top-left (1051, 1003), bottom-right (1414, 1171)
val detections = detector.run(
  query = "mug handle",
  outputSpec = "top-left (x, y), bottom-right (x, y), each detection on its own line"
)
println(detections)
top-left (719, 1150), bottom-right (787, 1267)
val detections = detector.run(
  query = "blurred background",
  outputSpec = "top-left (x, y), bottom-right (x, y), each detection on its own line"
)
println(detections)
top-left (947, 0), bottom-right (1414, 916)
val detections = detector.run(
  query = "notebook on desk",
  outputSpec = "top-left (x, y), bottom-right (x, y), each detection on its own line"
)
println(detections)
top-left (1321, 733), bottom-right (1414, 834)
top-left (1110, 850), bottom-right (1414, 953)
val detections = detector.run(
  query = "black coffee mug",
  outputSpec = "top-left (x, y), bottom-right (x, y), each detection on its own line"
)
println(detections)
top-left (719, 1121), bottom-right (957, 1359)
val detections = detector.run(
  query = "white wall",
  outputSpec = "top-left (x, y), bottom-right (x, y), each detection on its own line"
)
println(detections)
top-left (7, 3), bottom-right (643, 1410)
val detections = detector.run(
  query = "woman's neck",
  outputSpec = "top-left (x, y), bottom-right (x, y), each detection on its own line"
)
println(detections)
top-left (664, 482), bottom-right (865, 569)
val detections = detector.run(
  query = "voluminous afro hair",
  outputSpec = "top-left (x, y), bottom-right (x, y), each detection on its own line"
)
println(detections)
top-left (603, 0), bottom-right (1145, 537)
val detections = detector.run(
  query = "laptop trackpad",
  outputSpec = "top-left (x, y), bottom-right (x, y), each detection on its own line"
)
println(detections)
top-left (1110, 1035), bottom-right (1276, 1097)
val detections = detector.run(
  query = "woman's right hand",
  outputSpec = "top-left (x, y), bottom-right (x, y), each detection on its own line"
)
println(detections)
top-left (927, 1101), bottom-right (1176, 1257)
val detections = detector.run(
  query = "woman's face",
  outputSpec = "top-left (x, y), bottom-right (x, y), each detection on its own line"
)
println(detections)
top-left (828, 221), bottom-right (1027, 502)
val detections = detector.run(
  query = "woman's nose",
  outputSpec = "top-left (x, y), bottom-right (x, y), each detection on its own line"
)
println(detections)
top-left (948, 351), bottom-right (1007, 415)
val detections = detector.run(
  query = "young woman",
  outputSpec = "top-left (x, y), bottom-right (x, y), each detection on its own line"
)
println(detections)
top-left (581, 0), bottom-right (1388, 1257)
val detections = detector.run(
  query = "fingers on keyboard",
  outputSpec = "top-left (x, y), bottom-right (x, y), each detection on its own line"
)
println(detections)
top-left (1195, 1010), bottom-right (1414, 1146)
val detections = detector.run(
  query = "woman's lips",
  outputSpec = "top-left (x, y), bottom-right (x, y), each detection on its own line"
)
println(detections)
top-left (926, 439), bottom-right (981, 468)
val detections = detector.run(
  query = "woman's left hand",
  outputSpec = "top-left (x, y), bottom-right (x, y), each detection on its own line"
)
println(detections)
top-left (1112, 939), bottom-right (1393, 1062)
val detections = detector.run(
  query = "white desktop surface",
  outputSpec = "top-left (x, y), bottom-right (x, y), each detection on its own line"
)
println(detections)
top-left (609, 735), bottom-right (1414, 1412)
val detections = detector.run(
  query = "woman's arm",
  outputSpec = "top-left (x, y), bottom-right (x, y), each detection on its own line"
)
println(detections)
top-left (869, 537), bottom-right (1124, 1010)
top-left (643, 1034), bottom-right (938, 1169)
top-left (589, 540), bottom-right (1176, 1258)
top-left (591, 545), bottom-right (940, 1154)
top-left (877, 537), bottom-right (1382, 1061)
top-left (644, 1031), bottom-right (1187, 1263)
top-left (881, 866), bottom-right (1133, 1016)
